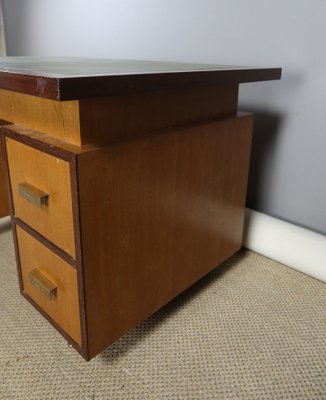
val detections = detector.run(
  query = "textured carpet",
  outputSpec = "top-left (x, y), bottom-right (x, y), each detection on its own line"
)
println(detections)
top-left (0, 216), bottom-right (325, 400)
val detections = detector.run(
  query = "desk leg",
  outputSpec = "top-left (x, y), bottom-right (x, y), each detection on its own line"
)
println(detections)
top-left (0, 136), bottom-right (9, 218)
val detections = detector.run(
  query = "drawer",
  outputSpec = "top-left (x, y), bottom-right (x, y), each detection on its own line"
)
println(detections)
top-left (5, 137), bottom-right (76, 258)
top-left (16, 225), bottom-right (81, 345)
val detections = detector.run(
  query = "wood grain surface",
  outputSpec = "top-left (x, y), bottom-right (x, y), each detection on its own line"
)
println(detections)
top-left (0, 86), bottom-right (238, 145)
top-left (5, 137), bottom-right (76, 258)
top-left (0, 89), bottom-right (81, 145)
top-left (78, 85), bottom-right (238, 145)
top-left (77, 113), bottom-right (253, 358)
top-left (16, 225), bottom-right (81, 345)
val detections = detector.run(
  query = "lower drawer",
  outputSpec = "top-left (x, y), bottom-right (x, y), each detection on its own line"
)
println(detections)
top-left (16, 225), bottom-right (81, 346)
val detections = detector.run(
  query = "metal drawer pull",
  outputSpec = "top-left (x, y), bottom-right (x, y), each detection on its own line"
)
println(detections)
top-left (29, 269), bottom-right (57, 300)
top-left (18, 182), bottom-right (49, 208)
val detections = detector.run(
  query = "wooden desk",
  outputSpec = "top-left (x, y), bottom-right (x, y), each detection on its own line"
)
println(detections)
top-left (0, 58), bottom-right (281, 359)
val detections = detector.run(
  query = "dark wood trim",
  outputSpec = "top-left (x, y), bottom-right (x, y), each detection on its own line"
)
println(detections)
top-left (13, 218), bottom-right (77, 268)
top-left (0, 68), bottom-right (281, 101)
top-left (0, 126), bottom-right (76, 162)
top-left (69, 157), bottom-right (89, 360)
top-left (21, 291), bottom-right (88, 359)
top-left (60, 68), bottom-right (282, 100)
top-left (0, 72), bottom-right (59, 100)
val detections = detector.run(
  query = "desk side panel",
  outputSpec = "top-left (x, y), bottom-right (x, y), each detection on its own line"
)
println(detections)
top-left (77, 114), bottom-right (253, 358)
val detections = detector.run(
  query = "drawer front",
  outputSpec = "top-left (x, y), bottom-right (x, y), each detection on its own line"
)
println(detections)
top-left (5, 137), bottom-right (75, 258)
top-left (16, 225), bottom-right (81, 345)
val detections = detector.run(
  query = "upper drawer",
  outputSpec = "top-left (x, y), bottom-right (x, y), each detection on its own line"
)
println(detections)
top-left (5, 137), bottom-right (76, 258)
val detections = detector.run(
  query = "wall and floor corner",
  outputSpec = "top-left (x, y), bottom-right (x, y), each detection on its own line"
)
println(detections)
top-left (244, 209), bottom-right (326, 282)
top-left (1, 0), bottom-right (326, 281)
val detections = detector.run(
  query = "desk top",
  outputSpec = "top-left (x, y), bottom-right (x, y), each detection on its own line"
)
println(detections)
top-left (0, 57), bottom-right (281, 101)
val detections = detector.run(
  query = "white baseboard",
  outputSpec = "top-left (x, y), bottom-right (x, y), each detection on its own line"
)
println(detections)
top-left (243, 208), bottom-right (326, 282)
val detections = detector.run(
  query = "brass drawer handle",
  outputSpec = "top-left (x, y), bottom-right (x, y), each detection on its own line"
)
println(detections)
top-left (18, 182), bottom-right (49, 208)
top-left (29, 269), bottom-right (57, 300)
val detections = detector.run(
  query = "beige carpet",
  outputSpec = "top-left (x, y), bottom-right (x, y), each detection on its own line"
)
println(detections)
top-left (0, 216), bottom-right (325, 400)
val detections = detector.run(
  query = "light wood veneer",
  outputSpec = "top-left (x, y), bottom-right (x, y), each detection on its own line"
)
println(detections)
top-left (6, 137), bottom-right (76, 258)
top-left (16, 225), bottom-right (81, 345)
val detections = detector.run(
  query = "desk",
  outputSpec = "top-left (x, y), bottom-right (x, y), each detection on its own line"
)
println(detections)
top-left (0, 58), bottom-right (281, 359)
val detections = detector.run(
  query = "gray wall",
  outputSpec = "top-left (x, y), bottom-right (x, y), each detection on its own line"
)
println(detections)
top-left (3, 0), bottom-right (326, 234)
